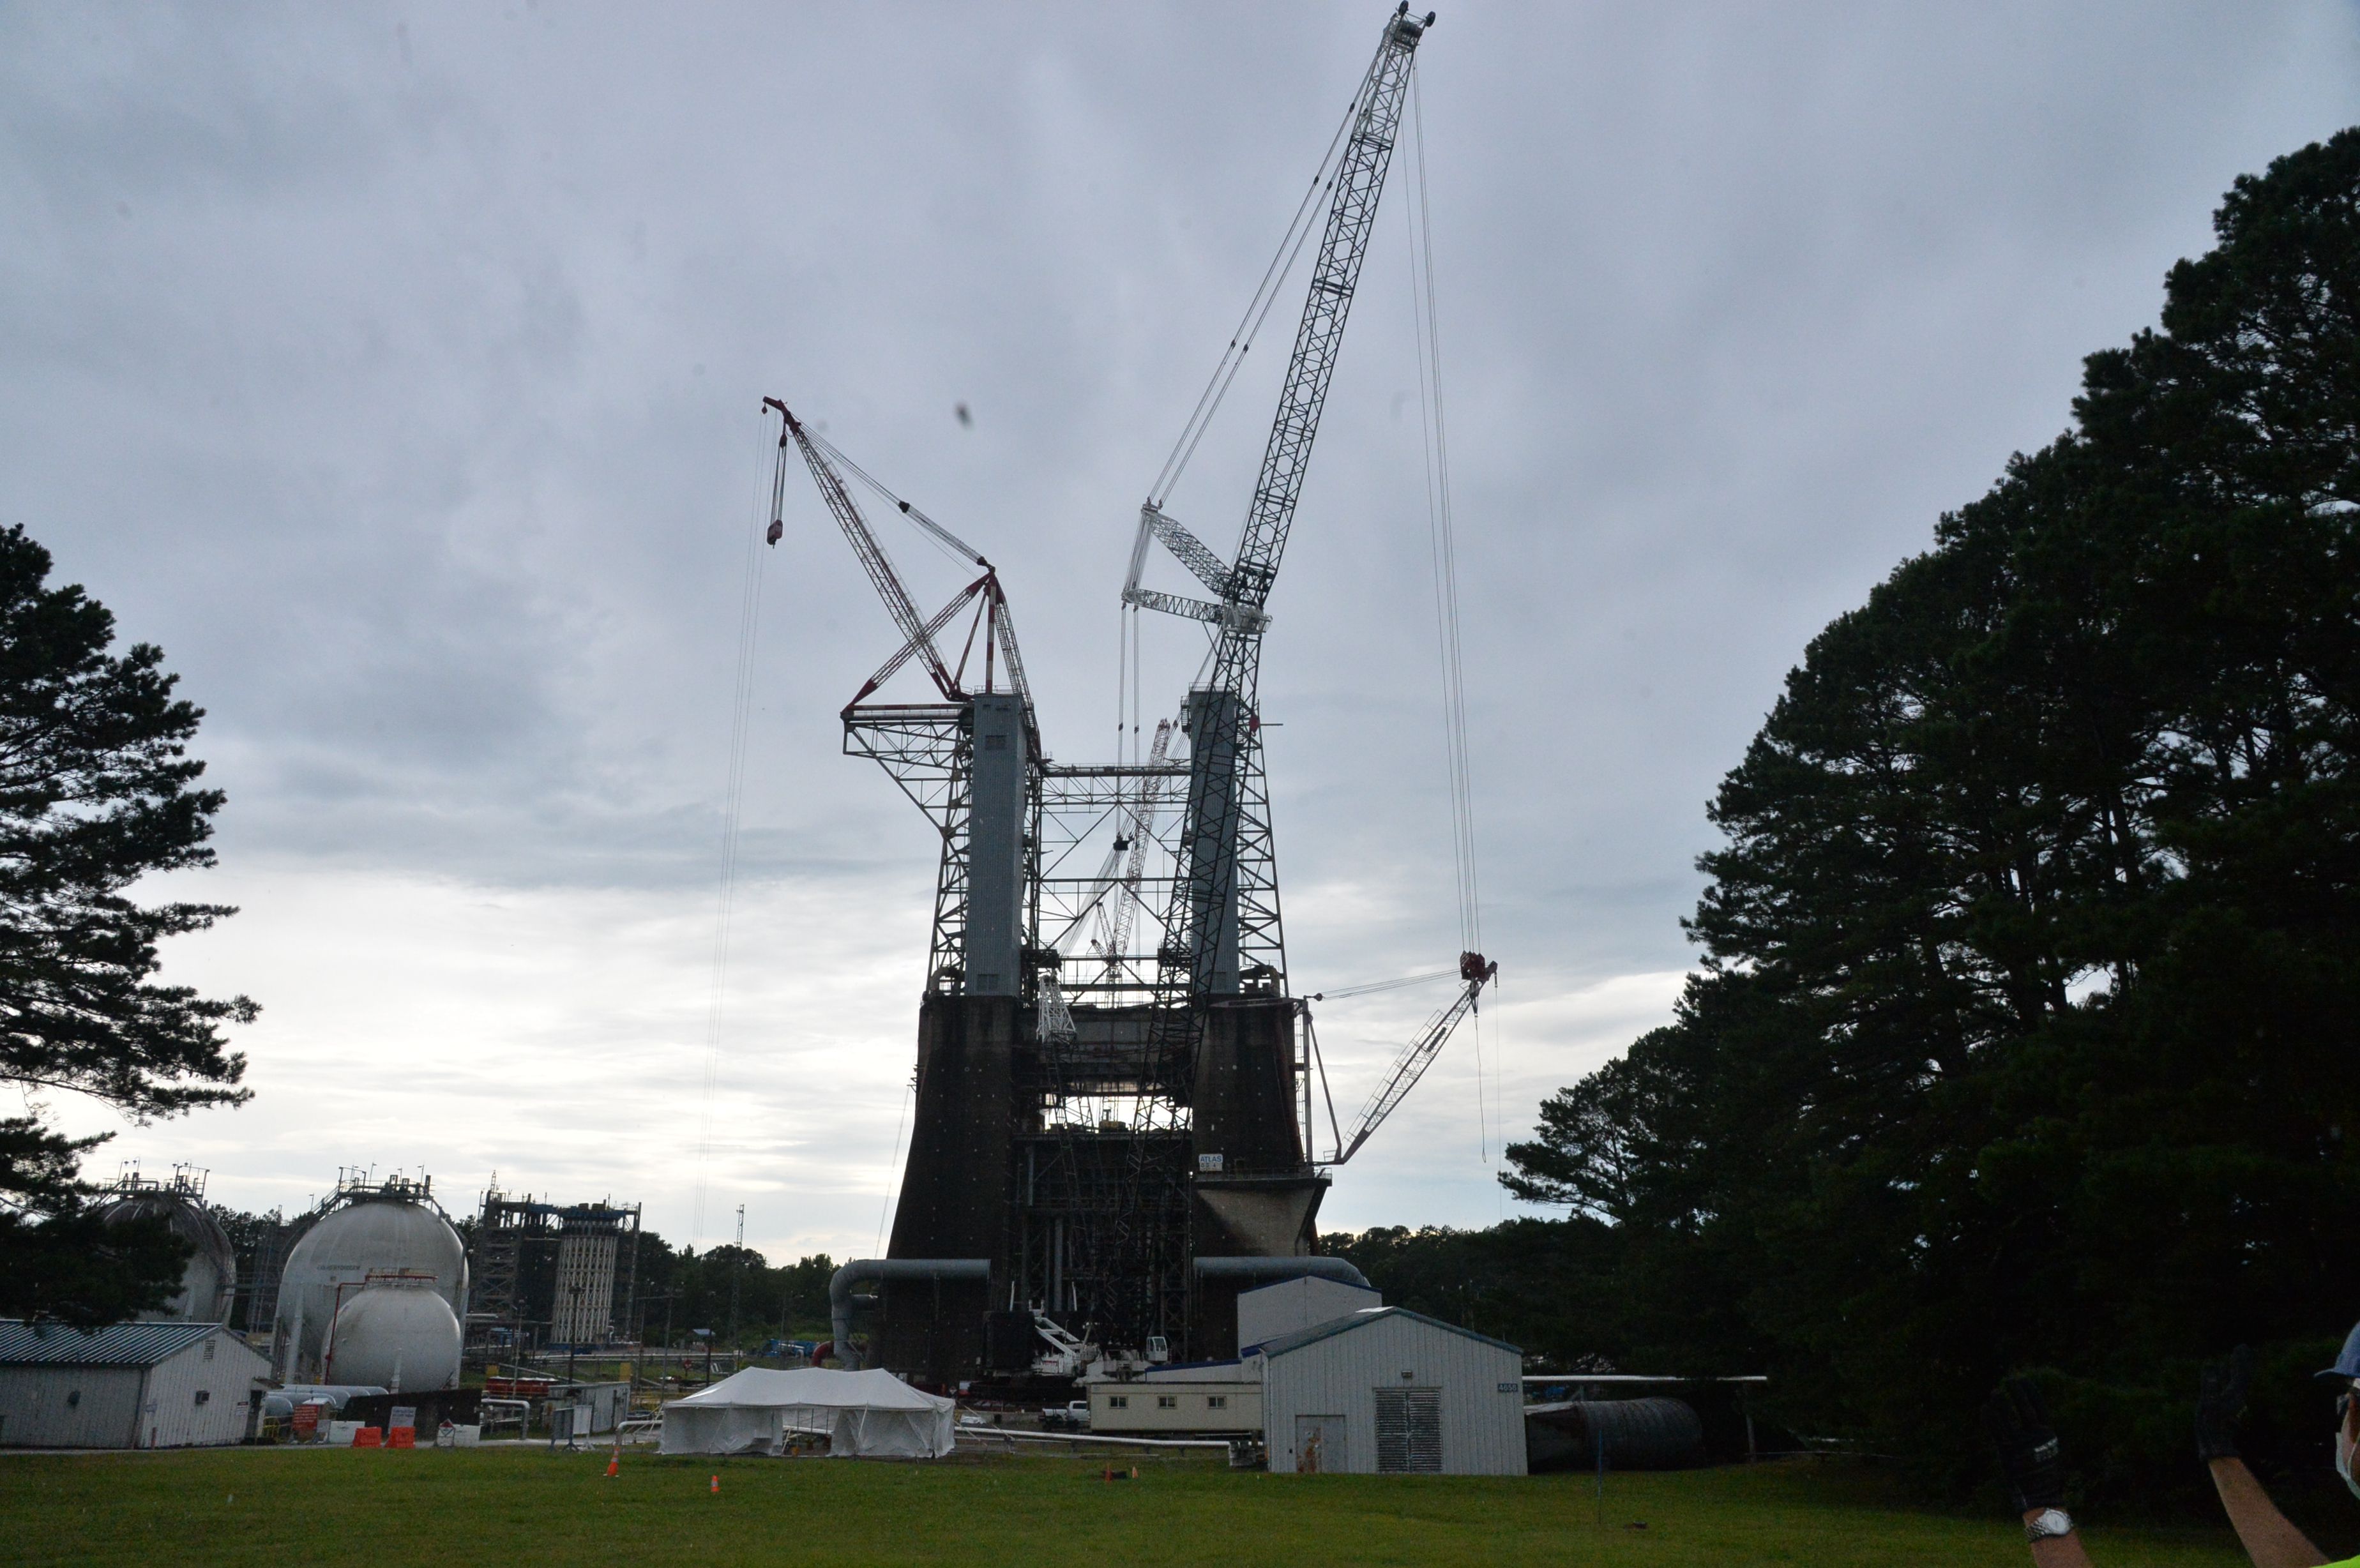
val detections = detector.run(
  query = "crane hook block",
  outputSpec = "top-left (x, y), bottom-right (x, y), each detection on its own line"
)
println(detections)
top-left (766, 519), bottom-right (784, 547)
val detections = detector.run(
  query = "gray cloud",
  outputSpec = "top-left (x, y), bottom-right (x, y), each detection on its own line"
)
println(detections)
top-left (6, 1), bottom-right (2355, 1244)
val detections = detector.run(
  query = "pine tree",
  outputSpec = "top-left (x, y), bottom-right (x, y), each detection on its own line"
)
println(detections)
top-left (0, 525), bottom-right (257, 1325)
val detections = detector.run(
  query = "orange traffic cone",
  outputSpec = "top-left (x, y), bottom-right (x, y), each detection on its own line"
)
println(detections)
top-left (709, 1473), bottom-right (721, 1495)
top-left (605, 1444), bottom-right (619, 1479)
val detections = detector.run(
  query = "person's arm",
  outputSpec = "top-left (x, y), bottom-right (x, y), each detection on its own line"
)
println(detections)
top-left (2205, 1458), bottom-right (2328, 1568)
top-left (1987, 1379), bottom-right (2094, 1565)
top-left (2197, 1347), bottom-right (2329, 1568)
top-left (2020, 1507), bottom-right (2096, 1567)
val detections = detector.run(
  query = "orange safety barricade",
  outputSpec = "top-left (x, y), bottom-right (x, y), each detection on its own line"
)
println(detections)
top-left (388, 1427), bottom-right (416, 1449)
top-left (352, 1427), bottom-right (383, 1448)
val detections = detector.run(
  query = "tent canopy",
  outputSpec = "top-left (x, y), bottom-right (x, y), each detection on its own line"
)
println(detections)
top-left (660, 1367), bottom-right (956, 1459)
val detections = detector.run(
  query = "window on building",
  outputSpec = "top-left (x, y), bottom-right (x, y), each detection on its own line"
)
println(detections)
top-left (203, 1340), bottom-right (216, 1361)
top-left (193, 1391), bottom-right (210, 1406)
top-left (1108, 1396), bottom-right (1128, 1409)
top-left (1374, 1387), bottom-right (1443, 1474)
top-left (1207, 1396), bottom-right (1227, 1410)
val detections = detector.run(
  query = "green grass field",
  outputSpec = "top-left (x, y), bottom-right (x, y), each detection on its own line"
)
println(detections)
top-left (0, 1446), bottom-right (2252, 1567)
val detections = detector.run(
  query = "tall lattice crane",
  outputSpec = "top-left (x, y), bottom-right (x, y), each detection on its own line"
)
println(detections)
top-left (1126, 5), bottom-right (1433, 1005)
top-left (764, 396), bottom-right (1039, 995)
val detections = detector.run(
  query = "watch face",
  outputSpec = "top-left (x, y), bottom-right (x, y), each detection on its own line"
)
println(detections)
top-left (2027, 1508), bottom-right (2073, 1540)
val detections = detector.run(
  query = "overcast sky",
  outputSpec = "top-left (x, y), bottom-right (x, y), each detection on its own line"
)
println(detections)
top-left (6, 2), bottom-right (2355, 1264)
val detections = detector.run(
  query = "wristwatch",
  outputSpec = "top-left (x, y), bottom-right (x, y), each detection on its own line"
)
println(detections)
top-left (2024, 1509), bottom-right (2075, 1543)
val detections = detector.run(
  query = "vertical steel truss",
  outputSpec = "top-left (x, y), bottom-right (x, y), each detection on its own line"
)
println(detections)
top-left (845, 705), bottom-right (974, 993)
top-left (1034, 764), bottom-right (1188, 1001)
top-left (1106, 14), bottom-right (1424, 1352)
top-left (834, 8), bottom-right (1426, 1361)
top-left (1016, 762), bottom-right (1194, 1337)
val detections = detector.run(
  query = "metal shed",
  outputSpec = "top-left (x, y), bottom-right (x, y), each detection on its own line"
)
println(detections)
top-left (1250, 1308), bottom-right (1525, 1475)
top-left (1236, 1275), bottom-right (1380, 1351)
top-left (0, 1320), bottom-right (270, 1449)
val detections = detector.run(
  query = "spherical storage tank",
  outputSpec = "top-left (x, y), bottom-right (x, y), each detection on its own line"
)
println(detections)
top-left (273, 1196), bottom-right (469, 1383)
top-left (100, 1190), bottom-right (236, 1323)
top-left (326, 1284), bottom-right (463, 1391)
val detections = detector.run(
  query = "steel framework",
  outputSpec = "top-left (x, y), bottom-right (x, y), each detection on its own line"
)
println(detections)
top-left (768, 5), bottom-right (1469, 1373)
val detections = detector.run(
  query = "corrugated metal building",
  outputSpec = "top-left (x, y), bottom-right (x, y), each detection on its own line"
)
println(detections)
top-left (1236, 1276), bottom-right (1380, 1352)
top-left (0, 1320), bottom-right (270, 1449)
top-left (1250, 1308), bottom-right (1525, 1475)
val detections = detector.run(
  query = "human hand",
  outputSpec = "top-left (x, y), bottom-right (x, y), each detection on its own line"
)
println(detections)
top-left (1985, 1376), bottom-right (2067, 1512)
top-left (2195, 1344), bottom-right (2254, 1462)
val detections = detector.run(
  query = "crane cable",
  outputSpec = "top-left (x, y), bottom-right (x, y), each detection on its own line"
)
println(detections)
top-left (1403, 63), bottom-right (1496, 1166)
top-left (1120, 38), bottom-right (1394, 780)
top-left (807, 427), bottom-right (989, 573)
top-left (1145, 36), bottom-right (1386, 511)
top-left (695, 414), bottom-right (776, 1242)
top-left (1307, 967), bottom-right (1460, 1002)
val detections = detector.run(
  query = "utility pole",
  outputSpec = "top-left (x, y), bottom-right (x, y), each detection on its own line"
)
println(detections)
top-left (566, 1285), bottom-right (582, 1388)
top-left (728, 1205), bottom-right (745, 1357)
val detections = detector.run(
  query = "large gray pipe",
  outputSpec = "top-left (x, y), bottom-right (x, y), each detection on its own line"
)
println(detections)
top-left (828, 1259), bottom-right (989, 1370)
top-left (1192, 1256), bottom-right (1370, 1289)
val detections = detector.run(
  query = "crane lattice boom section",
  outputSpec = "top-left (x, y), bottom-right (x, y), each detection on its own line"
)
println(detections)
top-left (1336, 951), bottom-right (1495, 1163)
top-left (1152, 10), bottom-right (1426, 1004)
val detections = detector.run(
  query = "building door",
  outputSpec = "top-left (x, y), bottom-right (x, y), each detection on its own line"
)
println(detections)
top-left (1294, 1414), bottom-right (1347, 1474)
top-left (1374, 1387), bottom-right (1442, 1474)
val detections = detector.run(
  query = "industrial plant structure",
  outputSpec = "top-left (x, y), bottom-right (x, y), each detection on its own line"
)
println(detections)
top-left (771, 6), bottom-right (1492, 1384)
top-left (468, 1186), bottom-right (644, 1355)
top-left (96, 1168), bottom-right (236, 1325)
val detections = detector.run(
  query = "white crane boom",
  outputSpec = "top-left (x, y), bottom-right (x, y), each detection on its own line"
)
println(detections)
top-left (1333, 950), bottom-right (1496, 1163)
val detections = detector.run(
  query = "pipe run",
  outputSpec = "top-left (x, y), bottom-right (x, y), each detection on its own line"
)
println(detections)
top-left (1191, 1256), bottom-right (1370, 1289)
top-left (828, 1259), bottom-right (989, 1371)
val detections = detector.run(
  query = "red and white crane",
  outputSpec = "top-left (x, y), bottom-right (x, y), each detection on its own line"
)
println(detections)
top-left (764, 395), bottom-right (1031, 719)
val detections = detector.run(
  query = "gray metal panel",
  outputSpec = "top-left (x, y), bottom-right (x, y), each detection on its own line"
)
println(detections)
top-left (0, 1366), bottom-right (145, 1447)
top-left (963, 695), bottom-right (1029, 996)
top-left (0, 1318), bottom-right (216, 1366)
top-left (139, 1336), bottom-right (266, 1448)
top-left (1179, 688), bottom-right (1244, 995)
top-left (1236, 1277), bottom-right (1380, 1351)
top-left (1260, 1311), bottom-right (1525, 1475)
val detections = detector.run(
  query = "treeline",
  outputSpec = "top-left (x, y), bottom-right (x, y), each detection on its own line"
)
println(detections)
top-left (1474, 130), bottom-right (2360, 1502)
top-left (629, 1237), bottom-right (836, 1348)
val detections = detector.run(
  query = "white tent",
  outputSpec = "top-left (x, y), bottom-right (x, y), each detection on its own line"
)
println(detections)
top-left (659, 1367), bottom-right (957, 1459)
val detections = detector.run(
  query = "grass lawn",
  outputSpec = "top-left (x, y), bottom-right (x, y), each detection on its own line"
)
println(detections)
top-left (0, 1445), bottom-right (2251, 1567)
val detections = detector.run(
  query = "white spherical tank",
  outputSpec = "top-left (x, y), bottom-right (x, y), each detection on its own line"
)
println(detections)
top-left (100, 1191), bottom-right (237, 1323)
top-left (273, 1198), bottom-right (469, 1382)
top-left (326, 1285), bottom-right (462, 1391)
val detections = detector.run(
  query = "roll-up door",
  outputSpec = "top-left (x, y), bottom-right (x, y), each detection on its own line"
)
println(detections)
top-left (1374, 1387), bottom-right (1442, 1473)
